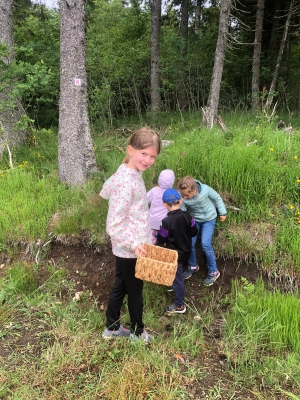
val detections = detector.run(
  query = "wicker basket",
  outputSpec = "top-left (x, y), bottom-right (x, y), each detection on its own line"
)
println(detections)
top-left (135, 244), bottom-right (178, 286)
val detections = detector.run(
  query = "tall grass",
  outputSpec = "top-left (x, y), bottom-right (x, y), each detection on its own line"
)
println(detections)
top-left (0, 262), bottom-right (37, 302)
top-left (0, 133), bottom-right (108, 248)
top-left (221, 277), bottom-right (300, 391)
top-left (158, 122), bottom-right (299, 210)
top-left (0, 112), bottom-right (299, 267)
top-left (226, 277), bottom-right (300, 352)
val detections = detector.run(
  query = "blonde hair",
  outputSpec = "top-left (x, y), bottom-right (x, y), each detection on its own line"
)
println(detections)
top-left (178, 176), bottom-right (197, 192)
top-left (123, 127), bottom-right (161, 164)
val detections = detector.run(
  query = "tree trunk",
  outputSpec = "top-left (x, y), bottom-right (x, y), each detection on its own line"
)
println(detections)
top-left (58, 0), bottom-right (97, 187)
top-left (150, 0), bottom-right (161, 119)
top-left (269, 0), bottom-right (284, 63)
top-left (194, 0), bottom-right (203, 35)
top-left (251, 0), bottom-right (265, 113)
top-left (202, 0), bottom-right (232, 128)
top-left (177, 0), bottom-right (189, 110)
top-left (0, 0), bottom-right (26, 159)
top-left (265, 0), bottom-right (295, 110)
top-left (298, 0), bottom-right (300, 117)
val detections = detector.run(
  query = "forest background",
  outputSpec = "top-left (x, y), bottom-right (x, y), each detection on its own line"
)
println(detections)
top-left (4, 0), bottom-right (300, 130)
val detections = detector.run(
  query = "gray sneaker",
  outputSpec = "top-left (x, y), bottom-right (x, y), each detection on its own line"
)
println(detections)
top-left (183, 265), bottom-right (199, 280)
top-left (130, 329), bottom-right (153, 343)
top-left (102, 325), bottom-right (131, 339)
top-left (166, 303), bottom-right (186, 314)
top-left (203, 271), bottom-right (220, 286)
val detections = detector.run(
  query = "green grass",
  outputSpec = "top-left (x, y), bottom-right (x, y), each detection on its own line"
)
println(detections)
top-left (1, 113), bottom-right (299, 268)
top-left (0, 113), bottom-right (299, 271)
top-left (0, 111), bottom-right (300, 398)
top-left (221, 277), bottom-right (300, 392)
top-left (224, 277), bottom-right (300, 354)
top-left (1, 263), bottom-right (300, 398)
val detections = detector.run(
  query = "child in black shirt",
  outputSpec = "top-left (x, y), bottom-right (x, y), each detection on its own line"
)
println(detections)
top-left (157, 188), bottom-right (198, 314)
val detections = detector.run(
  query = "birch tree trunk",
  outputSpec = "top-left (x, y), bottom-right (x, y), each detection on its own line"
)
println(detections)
top-left (202, 0), bottom-right (232, 128)
top-left (0, 0), bottom-right (26, 159)
top-left (150, 0), bottom-right (161, 119)
top-left (58, 0), bottom-right (97, 187)
top-left (251, 0), bottom-right (265, 113)
top-left (265, 0), bottom-right (295, 110)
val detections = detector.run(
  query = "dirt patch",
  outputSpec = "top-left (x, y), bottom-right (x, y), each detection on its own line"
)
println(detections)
top-left (45, 242), bottom-right (116, 306)
top-left (215, 222), bottom-right (275, 262)
top-left (0, 242), bottom-right (262, 356)
top-left (43, 242), bottom-right (263, 310)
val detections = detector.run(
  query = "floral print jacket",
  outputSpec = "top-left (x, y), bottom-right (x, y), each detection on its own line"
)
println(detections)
top-left (100, 163), bottom-right (152, 258)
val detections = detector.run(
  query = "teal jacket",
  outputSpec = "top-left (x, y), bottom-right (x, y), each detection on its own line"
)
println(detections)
top-left (180, 180), bottom-right (227, 222)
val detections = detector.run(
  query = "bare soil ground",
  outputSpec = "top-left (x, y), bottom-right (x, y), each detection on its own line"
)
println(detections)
top-left (45, 242), bottom-right (261, 308)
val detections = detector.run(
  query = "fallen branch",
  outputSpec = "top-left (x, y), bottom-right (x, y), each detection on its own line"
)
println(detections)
top-left (6, 144), bottom-right (14, 169)
top-left (226, 205), bottom-right (241, 212)
top-left (247, 140), bottom-right (257, 146)
top-left (216, 115), bottom-right (227, 132)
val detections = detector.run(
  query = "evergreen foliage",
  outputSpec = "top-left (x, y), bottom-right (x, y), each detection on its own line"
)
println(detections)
top-left (6, 0), bottom-right (299, 128)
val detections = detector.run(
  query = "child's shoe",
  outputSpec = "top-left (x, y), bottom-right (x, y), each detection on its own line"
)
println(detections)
top-left (166, 286), bottom-right (174, 292)
top-left (102, 325), bottom-right (131, 339)
top-left (203, 271), bottom-right (220, 286)
top-left (183, 265), bottom-right (199, 280)
top-left (166, 303), bottom-right (186, 314)
top-left (130, 329), bottom-right (153, 343)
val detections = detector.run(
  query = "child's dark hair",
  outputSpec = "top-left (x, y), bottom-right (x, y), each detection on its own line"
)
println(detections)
top-left (123, 127), bottom-right (161, 163)
top-left (164, 200), bottom-right (181, 208)
top-left (178, 176), bottom-right (197, 192)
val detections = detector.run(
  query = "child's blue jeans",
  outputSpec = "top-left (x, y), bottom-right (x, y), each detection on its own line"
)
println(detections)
top-left (188, 218), bottom-right (218, 275)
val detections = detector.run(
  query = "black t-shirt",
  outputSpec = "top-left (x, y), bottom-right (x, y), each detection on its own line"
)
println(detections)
top-left (157, 209), bottom-right (198, 263)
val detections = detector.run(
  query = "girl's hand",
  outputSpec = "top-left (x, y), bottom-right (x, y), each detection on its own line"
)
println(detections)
top-left (135, 244), bottom-right (147, 257)
top-left (220, 215), bottom-right (226, 222)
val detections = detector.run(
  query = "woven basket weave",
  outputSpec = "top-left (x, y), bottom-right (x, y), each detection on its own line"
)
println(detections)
top-left (135, 244), bottom-right (178, 286)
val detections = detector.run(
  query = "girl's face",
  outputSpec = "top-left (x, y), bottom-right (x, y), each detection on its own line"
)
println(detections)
top-left (179, 187), bottom-right (197, 199)
top-left (126, 145), bottom-right (158, 172)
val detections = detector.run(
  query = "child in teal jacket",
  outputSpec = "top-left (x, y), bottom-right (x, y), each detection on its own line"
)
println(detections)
top-left (178, 176), bottom-right (227, 286)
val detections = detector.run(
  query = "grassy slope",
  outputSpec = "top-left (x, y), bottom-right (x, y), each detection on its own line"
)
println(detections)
top-left (0, 113), bottom-right (300, 399)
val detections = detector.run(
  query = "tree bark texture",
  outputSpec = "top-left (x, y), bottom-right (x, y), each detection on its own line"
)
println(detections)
top-left (298, 0), bottom-right (300, 117)
top-left (150, 0), bottom-right (161, 119)
top-left (270, 0), bottom-right (284, 62)
top-left (177, 0), bottom-right (189, 110)
top-left (194, 0), bottom-right (203, 35)
top-left (0, 0), bottom-right (26, 158)
top-left (265, 0), bottom-right (295, 110)
top-left (203, 0), bottom-right (232, 128)
top-left (58, 0), bottom-right (97, 187)
top-left (251, 0), bottom-right (265, 113)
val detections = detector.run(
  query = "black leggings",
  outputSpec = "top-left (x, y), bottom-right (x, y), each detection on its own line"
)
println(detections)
top-left (105, 256), bottom-right (144, 335)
